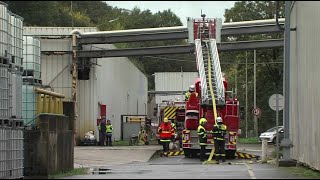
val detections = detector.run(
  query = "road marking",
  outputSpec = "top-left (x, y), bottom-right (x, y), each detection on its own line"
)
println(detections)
top-left (237, 149), bottom-right (262, 152)
top-left (244, 163), bottom-right (256, 179)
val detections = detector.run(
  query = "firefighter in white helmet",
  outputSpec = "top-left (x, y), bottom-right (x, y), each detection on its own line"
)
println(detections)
top-left (198, 117), bottom-right (208, 161)
top-left (212, 117), bottom-right (227, 163)
top-left (185, 85), bottom-right (198, 101)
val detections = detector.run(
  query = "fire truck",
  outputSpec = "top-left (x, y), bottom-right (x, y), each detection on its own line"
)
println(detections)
top-left (157, 100), bottom-right (185, 147)
top-left (181, 15), bottom-right (240, 159)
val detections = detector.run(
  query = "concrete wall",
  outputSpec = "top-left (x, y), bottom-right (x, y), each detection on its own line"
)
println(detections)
top-left (24, 114), bottom-right (73, 177)
top-left (289, 1), bottom-right (320, 171)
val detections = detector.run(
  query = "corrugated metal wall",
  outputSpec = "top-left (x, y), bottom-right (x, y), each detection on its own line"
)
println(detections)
top-left (24, 27), bottom-right (148, 141)
top-left (154, 72), bottom-right (198, 104)
top-left (90, 44), bottom-right (148, 141)
top-left (290, 2), bottom-right (320, 171)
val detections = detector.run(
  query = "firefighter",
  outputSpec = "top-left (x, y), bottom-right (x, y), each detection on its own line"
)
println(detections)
top-left (169, 119), bottom-right (176, 141)
top-left (185, 85), bottom-right (198, 101)
top-left (198, 117), bottom-right (207, 162)
top-left (98, 116), bottom-right (106, 146)
top-left (158, 117), bottom-right (173, 154)
top-left (212, 117), bottom-right (227, 163)
top-left (106, 119), bottom-right (113, 146)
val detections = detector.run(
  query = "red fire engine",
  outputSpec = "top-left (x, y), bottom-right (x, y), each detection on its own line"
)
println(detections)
top-left (181, 15), bottom-right (240, 159)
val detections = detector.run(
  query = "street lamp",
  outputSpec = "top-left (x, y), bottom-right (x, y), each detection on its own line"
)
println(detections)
top-left (108, 18), bottom-right (119, 23)
top-left (97, 18), bottom-right (119, 28)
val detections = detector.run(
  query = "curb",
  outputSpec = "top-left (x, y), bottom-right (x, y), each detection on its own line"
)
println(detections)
top-left (149, 150), bottom-right (162, 161)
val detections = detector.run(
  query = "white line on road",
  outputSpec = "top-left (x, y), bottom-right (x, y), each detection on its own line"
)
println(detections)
top-left (237, 149), bottom-right (262, 152)
top-left (244, 163), bottom-right (256, 179)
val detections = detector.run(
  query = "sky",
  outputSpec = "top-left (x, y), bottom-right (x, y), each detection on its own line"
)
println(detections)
top-left (104, 1), bottom-right (236, 26)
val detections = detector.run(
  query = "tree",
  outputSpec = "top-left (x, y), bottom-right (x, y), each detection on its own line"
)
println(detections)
top-left (222, 1), bottom-right (285, 137)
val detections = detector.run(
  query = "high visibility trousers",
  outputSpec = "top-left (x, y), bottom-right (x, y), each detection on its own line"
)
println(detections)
top-left (214, 139), bottom-right (226, 161)
top-left (106, 133), bottom-right (112, 146)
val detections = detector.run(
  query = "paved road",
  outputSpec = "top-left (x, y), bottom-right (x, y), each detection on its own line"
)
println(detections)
top-left (63, 144), bottom-right (303, 179)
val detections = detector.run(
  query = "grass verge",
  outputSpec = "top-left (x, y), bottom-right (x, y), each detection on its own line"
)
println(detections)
top-left (48, 167), bottom-right (89, 179)
top-left (286, 164), bottom-right (320, 179)
top-left (113, 139), bottom-right (159, 146)
top-left (238, 137), bottom-right (260, 144)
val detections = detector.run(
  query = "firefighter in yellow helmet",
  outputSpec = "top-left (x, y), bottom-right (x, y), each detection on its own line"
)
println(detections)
top-left (212, 117), bottom-right (227, 163)
top-left (158, 117), bottom-right (173, 154)
top-left (198, 117), bottom-right (207, 161)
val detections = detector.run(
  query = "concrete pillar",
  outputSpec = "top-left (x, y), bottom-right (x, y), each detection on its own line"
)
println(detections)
top-left (262, 138), bottom-right (268, 162)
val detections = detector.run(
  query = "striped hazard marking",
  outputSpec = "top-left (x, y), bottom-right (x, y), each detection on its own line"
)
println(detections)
top-left (160, 151), bottom-right (184, 157)
top-left (236, 152), bottom-right (260, 160)
top-left (164, 106), bottom-right (182, 119)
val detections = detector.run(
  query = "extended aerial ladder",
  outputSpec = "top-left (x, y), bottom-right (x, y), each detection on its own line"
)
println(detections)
top-left (188, 14), bottom-right (225, 119)
top-left (182, 15), bottom-right (239, 159)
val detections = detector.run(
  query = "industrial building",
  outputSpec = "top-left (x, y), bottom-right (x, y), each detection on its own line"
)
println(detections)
top-left (24, 27), bottom-right (148, 142)
top-left (289, 1), bottom-right (320, 171)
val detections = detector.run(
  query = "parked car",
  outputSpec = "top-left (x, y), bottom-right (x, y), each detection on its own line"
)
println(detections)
top-left (259, 126), bottom-right (284, 144)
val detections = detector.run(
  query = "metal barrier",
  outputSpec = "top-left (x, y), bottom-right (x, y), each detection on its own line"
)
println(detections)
top-left (35, 88), bottom-right (65, 128)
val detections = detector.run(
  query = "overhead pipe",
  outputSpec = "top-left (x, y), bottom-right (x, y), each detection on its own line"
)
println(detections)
top-left (81, 26), bottom-right (187, 37)
top-left (222, 18), bottom-right (285, 28)
top-left (79, 19), bottom-right (285, 38)
top-left (276, 1), bottom-right (285, 31)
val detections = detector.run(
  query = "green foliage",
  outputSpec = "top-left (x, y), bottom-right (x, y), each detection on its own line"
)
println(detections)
top-left (48, 168), bottom-right (89, 179)
top-left (238, 137), bottom-right (260, 144)
top-left (287, 165), bottom-right (320, 179)
top-left (5, 1), bottom-right (196, 90)
top-left (222, 1), bottom-right (285, 137)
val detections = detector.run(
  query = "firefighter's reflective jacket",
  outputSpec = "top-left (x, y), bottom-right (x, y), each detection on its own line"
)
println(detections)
top-left (197, 125), bottom-right (207, 145)
top-left (212, 123), bottom-right (227, 141)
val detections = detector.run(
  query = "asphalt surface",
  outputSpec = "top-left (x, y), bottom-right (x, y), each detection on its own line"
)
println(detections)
top-left (62, 144), bottom-right (303, 179)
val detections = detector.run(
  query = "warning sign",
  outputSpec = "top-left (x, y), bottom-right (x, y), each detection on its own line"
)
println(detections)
top-left (252, 108), bottom-right (261, 117)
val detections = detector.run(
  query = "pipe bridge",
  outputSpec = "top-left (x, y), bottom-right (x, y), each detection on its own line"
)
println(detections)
top-left (72, 18), bottom-right (285, 58)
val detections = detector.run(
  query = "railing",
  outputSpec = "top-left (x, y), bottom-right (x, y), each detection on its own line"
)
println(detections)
top-left (35, 88), bottom-right (65, 128)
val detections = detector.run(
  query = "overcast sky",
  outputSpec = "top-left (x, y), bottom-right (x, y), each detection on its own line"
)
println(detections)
top-left (104, 1), bottom-right (236, 26)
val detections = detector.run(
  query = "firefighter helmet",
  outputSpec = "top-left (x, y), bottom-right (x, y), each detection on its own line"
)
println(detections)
top-left (216, 117), bottom-right (222, 123)
top-left (189, 85), bottom-right (195, 92)
top-left (199, 118), bottom-right (207, 125)
top-left (164, 117), bottom-right (168, 123)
